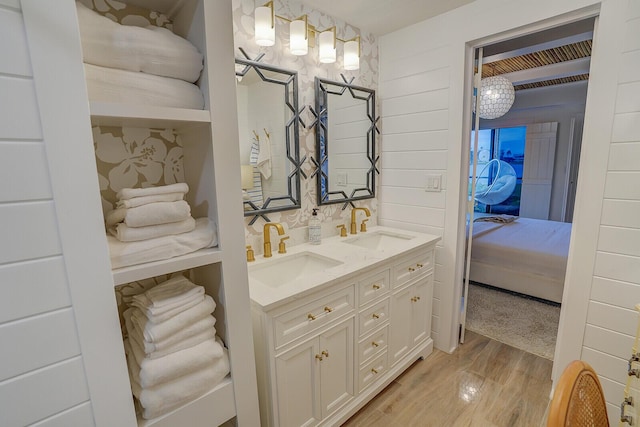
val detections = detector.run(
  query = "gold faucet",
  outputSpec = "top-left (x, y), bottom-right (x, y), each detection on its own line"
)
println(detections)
top-left (263, 222), bottom-right (285, 258)
top-left (350, 207), bottom-right (371, 234)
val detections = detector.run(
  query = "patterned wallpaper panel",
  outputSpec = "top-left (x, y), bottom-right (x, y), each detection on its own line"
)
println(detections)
top-left (232, 0), bottom-right (380, 249)
top-left (77, 0), bottom-right (173, 29)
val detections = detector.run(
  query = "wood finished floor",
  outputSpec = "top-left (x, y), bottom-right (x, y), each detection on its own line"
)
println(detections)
top-left (342, 331), bottom-right (553, 427)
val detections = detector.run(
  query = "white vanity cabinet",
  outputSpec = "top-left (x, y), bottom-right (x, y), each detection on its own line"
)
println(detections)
top-left (250, 230), bottom-right (439, 427)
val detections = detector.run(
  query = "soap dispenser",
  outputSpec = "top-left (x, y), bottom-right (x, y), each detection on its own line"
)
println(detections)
top-left (309, 208), bottom-right (321, 245)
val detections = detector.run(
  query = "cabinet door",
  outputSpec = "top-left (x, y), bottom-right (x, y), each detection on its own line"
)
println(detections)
top-left (319, 318), bottom-right (354, 418)
top-left (389, 285), bottom-right (413, 366)
top-left (275, 339), bottom-right (321, 427)
top-left (410, 274), bottom-right (433, 348)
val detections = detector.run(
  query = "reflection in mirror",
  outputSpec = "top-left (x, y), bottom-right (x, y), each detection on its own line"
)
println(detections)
top-left (315, 76), bottom-right (378, 206)
top-left (236, 55), bottom-right (301, 221)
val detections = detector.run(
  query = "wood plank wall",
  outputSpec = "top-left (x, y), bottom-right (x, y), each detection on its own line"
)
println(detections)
top-left (0, 1), bottom-right (94, 425)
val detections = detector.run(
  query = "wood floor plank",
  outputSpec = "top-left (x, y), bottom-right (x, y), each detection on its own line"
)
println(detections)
top-left (342, 331), bottom-right (553, 427)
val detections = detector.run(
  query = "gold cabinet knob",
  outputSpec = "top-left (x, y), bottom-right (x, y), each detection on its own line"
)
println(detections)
top-left (371, 368), bottom-right (378, 374)
top-left (371, 341), bottom-right (379, 347)
top-left (411, 297), bottom-right (417, 302)
top-left (416, 296), bottom-right (421, 301)
top-left (408, 267), bottom-right (415, 272)
top-left (417, 263), bottom-right (423, 268)
top-left (315, 354), bottom-right (323, 361)
top-left (321, 350), bottom-right (329, 358)
top-left (372, 313), bottom-right (380, 319)
top-left (372, 284), bottom-right (380, 290)
top-left (324, 306), bottom-right (333, 313)
top-left (308, 313), bottom-right (316, 321)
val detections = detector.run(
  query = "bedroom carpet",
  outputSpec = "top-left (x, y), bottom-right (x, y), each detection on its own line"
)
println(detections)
top-left (465, 283), bottom-right (560, 360)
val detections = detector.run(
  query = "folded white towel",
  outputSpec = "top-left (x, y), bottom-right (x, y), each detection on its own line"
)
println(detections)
top-left (131, 294), bottom-right (204, 324)
top-left (109, 216), bottom-right (196, 242)
top-left (108, 218), bottom-right (217, 269)
top-left (130, 324), bottom-right (217, 359)
top-left (116, 192), bottom-right (184, 209)
top-left (129, 342), bottom-right (230, 420)
top-left (257, 132), bottom-right (272, 179)
top-left (84, 63), bottom-right (205, 109)
top-left (117, 183), bottom-right (189, 201)
top-left (130, 295), bottom-right (216, 343)
top-left (106, 200), bottom-right (191, 228)
top-left (77, 2), bottom-right (203, 83)
top-left (136, 275), bottom-right (204, 309)
top-left (126, 337), bottom-right (224, 388)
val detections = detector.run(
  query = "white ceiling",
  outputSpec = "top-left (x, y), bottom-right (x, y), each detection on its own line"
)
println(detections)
top-left (298, 0), bottom-right (475, 35)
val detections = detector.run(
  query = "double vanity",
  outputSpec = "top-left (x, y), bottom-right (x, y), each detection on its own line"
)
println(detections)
top-left (248, 225), bottom-right (440, 426)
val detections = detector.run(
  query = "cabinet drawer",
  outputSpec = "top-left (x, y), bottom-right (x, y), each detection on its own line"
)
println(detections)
top-left (358, 269), bottom-right (390, 306)
top-left (392, 249), bottom-right (434, 288)
top-left (358, 351), bottom-right (388, 393)
top-left (358, 326), bottom-right (388, 366)
top-left (358, 298), bottom-right (389, 338)
top-left (273, 287), bottom-right (355, 349)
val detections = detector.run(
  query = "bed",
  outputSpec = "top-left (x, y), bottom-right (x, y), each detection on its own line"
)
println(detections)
top-left (468, 216), bottom-right (571, 303)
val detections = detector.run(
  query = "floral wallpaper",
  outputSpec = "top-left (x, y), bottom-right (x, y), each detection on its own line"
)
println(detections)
top-left (77, 0), bottom-right (173, 29)
top-left (232, 0), bottom-right (379, 251)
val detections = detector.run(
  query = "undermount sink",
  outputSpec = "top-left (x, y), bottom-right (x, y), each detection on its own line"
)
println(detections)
top-left (248, 251), bottom-right (343, 288)
top-left (342, 230), bottom-right (414, 251)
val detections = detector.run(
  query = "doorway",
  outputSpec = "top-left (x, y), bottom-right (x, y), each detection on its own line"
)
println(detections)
top-left (458, 17), bottom-right (595, 361)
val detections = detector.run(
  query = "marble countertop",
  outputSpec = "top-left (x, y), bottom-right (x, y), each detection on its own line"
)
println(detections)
top-left (248, 226), bottom-right (441, 310)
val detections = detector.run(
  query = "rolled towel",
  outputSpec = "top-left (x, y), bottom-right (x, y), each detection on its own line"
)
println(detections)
top-left (129, 295), bottom-right (216, 343)
top-left (76, 2), bottom-right (203, 83)
top-left (108, 218), bottom-right (217, 269)
top-left (109, 217), bottom-right (196, 242)
top-left (105, 200), bottom-right (191, 228)
top-left (129, 342), bottom-right (230, 420)
top-left (117, 183), bottom-right (189, 201)
top-left (116, 192), bottom-right (184, 209)
top-left (125, 337), bottom-right (223, 388)
top-left (130, 325), bottom-right (217, 359)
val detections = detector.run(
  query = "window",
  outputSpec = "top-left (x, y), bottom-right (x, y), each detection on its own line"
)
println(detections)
top-left (470, 126), bottom-right (526, 216)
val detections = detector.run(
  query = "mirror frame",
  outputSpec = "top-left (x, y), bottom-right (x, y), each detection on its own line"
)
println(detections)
top-left (235, 54), bottom-right (303, 223)
top-left (314, 76), bottom-right (379, 207)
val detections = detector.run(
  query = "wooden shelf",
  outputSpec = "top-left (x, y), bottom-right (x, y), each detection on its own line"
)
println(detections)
top-left (137, 376), bottom-right (236, 427)
top-left (112, 247), bottom-right (223, 286)
top-left (90, 101), bottom-right (211, 130)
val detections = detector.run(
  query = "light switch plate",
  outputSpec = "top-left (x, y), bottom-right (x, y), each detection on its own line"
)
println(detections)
top-left (425, 174), bottom-right (442, 192)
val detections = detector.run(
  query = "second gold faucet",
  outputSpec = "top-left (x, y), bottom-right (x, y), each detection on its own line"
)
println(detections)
top-left (263, 222), bottom-right (286, 258)
top-left (350, 207), bottom-right (371, 234)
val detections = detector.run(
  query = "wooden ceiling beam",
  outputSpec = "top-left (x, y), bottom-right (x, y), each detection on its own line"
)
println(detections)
top-left (499, 56), bottom-right (591, 85)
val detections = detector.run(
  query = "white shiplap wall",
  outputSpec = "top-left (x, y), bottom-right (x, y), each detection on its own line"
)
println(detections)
top-left (580, 2), bottom-right (640, 422)
top-left (0, 1), bottom-right (94, 425)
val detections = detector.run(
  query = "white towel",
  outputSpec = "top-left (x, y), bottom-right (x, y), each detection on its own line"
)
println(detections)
top-left (256, 133), bottom-right (272, 179)
top-left (125, 337), bottom-right (224, 388)
top-left (116, 192), bottom-right (184, 209)
top-left (131, 325), bottom-right (217, 359)
top-left (129, 343), bottom-right (230, 420)
top-left (131, 294), bottom-right (204, 324)
top-left (106, 200), bottom-right (191, 228)
top-left (137, 275), bottom-right (204, 309)
top-left (117, 183), bottom-right (189, 201)
top-left (129, 295), bottom-right (216, 343)
top-left (108, 218), bottom-right (217, 269)
top-left (76, 2), bottom-right (203, 83)
top-left (109, 217), bottom-right (196, 242)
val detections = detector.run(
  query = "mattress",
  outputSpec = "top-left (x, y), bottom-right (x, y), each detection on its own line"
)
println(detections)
top-left (470, 217), bottom-right (571, 281)
top-left (84, 64), bottom-right (205, 110)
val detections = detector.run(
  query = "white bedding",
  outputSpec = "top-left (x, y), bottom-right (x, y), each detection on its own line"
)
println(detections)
top-left (77, 1), bottom-right (203, 83)
top-left (84, 64), bottom-right (205, 110)
top-left (471, 217), bottom-right (571, 280)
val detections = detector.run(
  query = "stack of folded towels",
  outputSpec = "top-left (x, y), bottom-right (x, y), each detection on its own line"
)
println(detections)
top-left (105, 183), bottom-right (218, 269)
top-left (123, 275), bottom-right (230, 420)
top-left (106, 183), bottom-right (194, 242)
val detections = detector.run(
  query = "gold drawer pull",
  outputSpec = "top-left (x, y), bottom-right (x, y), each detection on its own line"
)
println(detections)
top-left (372, 313), bottom-right (380, 319)
top-left (321, 350), bottom-right (330, 358)
top-left (308, 313), bottom-right (316, 321)
top-left (315, 354), bottom-right (323, 361)
top-left (372, 284), bottom-right (381, 290)
top-left (411, 297), bottom-right (417, 302)
top-left (324, 306), bottom-right (333, 313)
top-left (417, 263), bottom-right (424, 268)
top-left (408, 267), bottom-right (415, 272)
top-left (371, 368), bottom-right (378, 374)
top-left (371, 341), bottom-right (379, 347)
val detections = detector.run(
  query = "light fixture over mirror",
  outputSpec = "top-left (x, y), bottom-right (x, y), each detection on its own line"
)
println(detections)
top-left (253, 2), bottom-right (359, 70)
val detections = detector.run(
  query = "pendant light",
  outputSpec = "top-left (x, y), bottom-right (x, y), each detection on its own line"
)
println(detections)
top-left (477, 75), bottom-right (515, 119)
top-left (319, 27), bottom-right (336, 64)
top-left (255, 1), bottom-right (275, 47)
